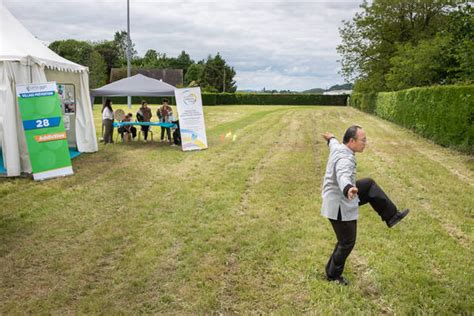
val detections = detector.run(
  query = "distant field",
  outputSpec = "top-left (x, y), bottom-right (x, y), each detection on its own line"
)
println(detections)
top-left (1, 105), bottom-right (473, 314)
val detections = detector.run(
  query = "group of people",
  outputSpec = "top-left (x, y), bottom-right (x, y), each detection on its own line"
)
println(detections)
top-left (101, 98), bottom-right (181, 146)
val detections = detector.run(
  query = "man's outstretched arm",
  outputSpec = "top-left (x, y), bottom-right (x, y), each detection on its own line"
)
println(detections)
top-left (321, 132), bottom-right (336, 145)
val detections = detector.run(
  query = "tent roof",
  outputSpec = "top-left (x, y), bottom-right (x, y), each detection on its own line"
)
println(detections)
top-left (90, 74), bottom-right (176, 97)
top-left (0, 4), bottom-right (86, 73)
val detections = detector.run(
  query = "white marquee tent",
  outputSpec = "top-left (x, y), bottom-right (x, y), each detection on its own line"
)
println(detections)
top-left (0, 4), bottom-right (98, 177)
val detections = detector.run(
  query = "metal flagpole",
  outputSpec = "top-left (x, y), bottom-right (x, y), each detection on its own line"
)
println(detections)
top-left (127, 0), bottom-right (132, 109)
top-left (222, 68), bottom-right (225, 93)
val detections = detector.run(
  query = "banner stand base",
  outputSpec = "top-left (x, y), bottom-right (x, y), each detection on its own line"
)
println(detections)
top-left (33, 166), bottom-right (74, 181)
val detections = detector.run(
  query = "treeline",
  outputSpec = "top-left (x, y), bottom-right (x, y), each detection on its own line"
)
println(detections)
top-left (338, 1), bottom-right (473, 93)
top-left (49, 31), bottom-right (236, 92)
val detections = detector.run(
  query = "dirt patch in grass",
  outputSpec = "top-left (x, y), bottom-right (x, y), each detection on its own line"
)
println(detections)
top-left (440, 221), bottom-right (470, 248)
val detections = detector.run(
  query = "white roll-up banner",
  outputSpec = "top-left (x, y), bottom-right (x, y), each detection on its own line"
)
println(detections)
top-left (175, 87), bottom-right (208, 151)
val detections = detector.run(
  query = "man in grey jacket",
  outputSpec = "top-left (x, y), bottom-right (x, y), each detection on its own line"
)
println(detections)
top-left (321, 125), bottom-right (409, 285)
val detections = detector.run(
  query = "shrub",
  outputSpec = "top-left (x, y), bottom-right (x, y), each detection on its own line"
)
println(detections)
top-left (205, 93), bottom-right (348, 106)
top-left (351, 85), bottom-right (473, 153)
top-left (349, 92), bottom-right (377, 113)
top-left (93, 93), bottom-right (349, 106)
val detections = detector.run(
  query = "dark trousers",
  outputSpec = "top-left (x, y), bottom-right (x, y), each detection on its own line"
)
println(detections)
top-left (161, 127), bottom-right (171, 142)
top-left (326, 178), bottom-right (398, 279)
top-left (121, 126), bottom-right (137, 139)
top-left (173, 129), bottom-right (181, 145)
top-left (141, 125), bottom-right (150, 140)
top-left (103, 119), bottom-right (114, 143)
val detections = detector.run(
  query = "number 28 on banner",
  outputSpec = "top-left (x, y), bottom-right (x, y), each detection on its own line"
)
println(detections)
top-left (36, 119), bottom-right (50, 128)
top-left (22, 117), bottom-right (61, 131)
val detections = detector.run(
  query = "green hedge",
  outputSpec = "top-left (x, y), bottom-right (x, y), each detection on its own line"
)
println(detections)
top-left (349, 92), bottom-right (377, 113)
top-left (204, 93), bottom-right (348, 106)
top-left (94, 93), bottom-right (348, 106)
top-left (350, 85), bottom-right (474, 153)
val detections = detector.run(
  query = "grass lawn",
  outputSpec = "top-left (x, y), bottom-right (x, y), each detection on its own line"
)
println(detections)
top-left (1, 105), bottom-right (473, 314)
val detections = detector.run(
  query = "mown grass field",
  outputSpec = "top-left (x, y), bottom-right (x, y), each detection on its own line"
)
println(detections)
top-left (1, 105), bottom-right (473, 314)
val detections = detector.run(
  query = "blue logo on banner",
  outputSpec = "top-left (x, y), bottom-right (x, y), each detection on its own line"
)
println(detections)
top-left (181, 129), bottom-right (198, 140)
top-left (23, 117), bottom-right (61, 130)
top-left (20, 91), bottom-right (55, 98)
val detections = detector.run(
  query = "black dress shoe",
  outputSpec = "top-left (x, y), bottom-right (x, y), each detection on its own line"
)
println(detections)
top-left (387, 209), bottom-right (410, 228)
top-left (327, 275), bottom-right (349, 286)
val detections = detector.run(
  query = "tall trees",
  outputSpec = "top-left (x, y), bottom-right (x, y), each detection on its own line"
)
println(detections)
top-left (113, 30), bottom-right (137, 65)
top-left (337, 0), bottom-right (470, 92)
top-left (49, 31), bottom-right (136, 87)
top-left (200, 53), bottom-right (236, 92)
top-left (130, 51), bottom-right (236, 92)
top-left (48, 39), bottom-right (94, 66)
top-left (50, 31), bottom-right (238, 91)
top-left (385, 35), bottom-right (452, 91)
top-left (141, 49), bottom-right (159, 67)
top-left (94, 40), bottom-right (121, 81)
top-left (170, 51), bottom-right (194, 74)
top-left (49, 39), bottom-right (107, 88)
top-left (88, 50), bottom-right (108, 88)
top-left (446, 4), bottom-right (474, 83)
top-left (184, 63), bottom-right (204, 86)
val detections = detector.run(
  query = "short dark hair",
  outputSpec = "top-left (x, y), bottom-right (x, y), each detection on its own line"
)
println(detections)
top-left (343, 125), bottom-right (362, 144)
top-left (163, 98), bottom-right (169, 103)
top-left (141, 100), bottom-right (147, 106)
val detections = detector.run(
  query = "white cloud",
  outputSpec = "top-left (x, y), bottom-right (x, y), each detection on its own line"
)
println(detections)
top-left (3, 0), bottom-right (362, 91)
top-left (236, 66), bottom-right (339, 91)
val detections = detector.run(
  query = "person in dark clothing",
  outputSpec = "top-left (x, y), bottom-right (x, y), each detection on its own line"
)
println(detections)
top-left (172, 120), bottom-right (181, 146)
top-left (321, 125), bottom-right (409, 285)
top-left (118, 113), bottom-right (137, 141)
top-left (157, 98), bottom-right (173, 143)
top-left (101, 99), bottom-right (114, 144)
top-left (137, 100), bottom-right (152, 142)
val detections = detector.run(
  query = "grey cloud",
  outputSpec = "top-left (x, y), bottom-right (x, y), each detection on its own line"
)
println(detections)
top-left (4, 0), bottom-right (362, 90)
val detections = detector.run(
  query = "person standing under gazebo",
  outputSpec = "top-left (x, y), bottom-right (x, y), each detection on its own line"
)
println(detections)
top-left (137, 100), bottom-right (152, 142)
top-left (101, 99), bottom-right (114, 144)
top-left (157, 98), bottom-right (173, 144)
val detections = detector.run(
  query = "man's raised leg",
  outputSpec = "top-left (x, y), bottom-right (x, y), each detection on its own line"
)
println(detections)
top-left (356, 178), bottom-right (409, 227)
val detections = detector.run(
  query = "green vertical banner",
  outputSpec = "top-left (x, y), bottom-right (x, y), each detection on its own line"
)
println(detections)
top-left (16, 82), bottom-right (73, 181)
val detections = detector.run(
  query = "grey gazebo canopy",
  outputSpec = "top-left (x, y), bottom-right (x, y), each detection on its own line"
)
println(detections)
top-left (90, 74), bottom-right (176, 98)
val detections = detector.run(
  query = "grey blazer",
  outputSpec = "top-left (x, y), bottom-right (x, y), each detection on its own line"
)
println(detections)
top-left (321, 138), bottom-right (359, 221)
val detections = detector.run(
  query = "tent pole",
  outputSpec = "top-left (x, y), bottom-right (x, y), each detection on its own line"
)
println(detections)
top-left (101, 97), bottom-right (105, 140)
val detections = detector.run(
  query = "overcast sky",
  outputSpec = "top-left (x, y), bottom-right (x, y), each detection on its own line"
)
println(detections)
top-left (4, 0), bottom-right (362, 91)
